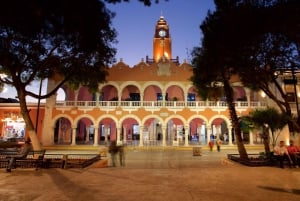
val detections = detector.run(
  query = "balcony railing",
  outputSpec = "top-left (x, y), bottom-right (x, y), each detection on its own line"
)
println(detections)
top-left (55, 100), bottom-right (267, 110)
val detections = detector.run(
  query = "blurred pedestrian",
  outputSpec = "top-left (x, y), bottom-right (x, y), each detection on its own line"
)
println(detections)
top-left (216, 138), bottom-right (222, 152)
top-left (109, 141), bottom-right (125, 167)
top-left (108, 141), bottom-right (118, 167)
top-left (208, 140), bottom-right (214, 151)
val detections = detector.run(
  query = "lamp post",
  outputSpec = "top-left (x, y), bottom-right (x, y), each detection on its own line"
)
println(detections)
top-left (35, 79), bottom-right (43, 132)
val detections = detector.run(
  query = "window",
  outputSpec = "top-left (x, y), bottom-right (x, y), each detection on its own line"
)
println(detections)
top-left (187, 93), bottom-right (195, 101)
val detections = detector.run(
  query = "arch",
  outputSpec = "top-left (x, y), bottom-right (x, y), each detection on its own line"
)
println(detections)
top-left (96, 114), bottom-right (119, 126)
top-left (208, 115), bottom-right (231, 144)
top-left (53, 117), bottom-right (72, 145)
top-left (187, 114), bottom-right (209, 124)
top-left (99, 82), bottom-right (120, 92)
top-left (74, 114), bottom-right (96, 125)
top-left (164, 115), bottom-right (187, 125)
top-left (143, 84), bottom-right (163, 101)
top-left (142, 81), bottom-right (164, 92)
top-left (52, 114), bottom-right (74, 128)
top-left (119, 81), bottom-right (142, 94)
top-left (141, 115), bottom-right (164, 125)
top-left (120, 83), bottom-right (141, 101)
top-left (56, 87), bottom-right (66, 101)
top-left (77, 86), bottom-right (93, 101)
top-left (98, 117), bottom-right (117, 143)
top-left (164, 81), bottom-right (186, 93)
top-left (100, 84), bottom-right (119, 101)
top-left (75, 116), bottom-right (95, 144)
top-left (208, 114), bottom-right (231, 127)
top-left (119, 117), bottom-right (140, 142)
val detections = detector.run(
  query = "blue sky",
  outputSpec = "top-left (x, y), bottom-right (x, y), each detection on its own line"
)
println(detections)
top-left (1, 0), bottom-right (215, 101)
top-left (106, 0), bottom-right (215, 66)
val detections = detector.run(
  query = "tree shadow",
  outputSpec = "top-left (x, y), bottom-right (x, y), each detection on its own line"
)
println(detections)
top-left (258, 185), bottom-right (300, 195)
top-left (46, 169), bottom-right (97, 200)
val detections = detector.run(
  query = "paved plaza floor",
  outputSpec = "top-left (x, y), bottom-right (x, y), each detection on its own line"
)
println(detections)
top-left (0, 148), bottom-right (300, 201)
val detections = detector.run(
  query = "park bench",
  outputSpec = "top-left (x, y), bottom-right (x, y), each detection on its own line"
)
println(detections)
top-left (43, 153), bottom-right (101, 169)
top-left (64, 154), bottom-right (100, 168)
top-left (0, 149), bottom-right (46, 170)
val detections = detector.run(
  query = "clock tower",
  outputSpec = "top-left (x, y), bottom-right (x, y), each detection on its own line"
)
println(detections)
top-left (153, 16), bottom-right (172, 62)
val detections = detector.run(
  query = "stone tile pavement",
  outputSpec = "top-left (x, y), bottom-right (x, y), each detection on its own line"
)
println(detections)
top-left (0, 148), bottom-right (300, 201)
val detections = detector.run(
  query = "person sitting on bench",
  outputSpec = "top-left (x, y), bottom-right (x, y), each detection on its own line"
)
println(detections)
top-left (274, 140), bottom-right (292, 168)
top-left (287, 140), bottom-right (300, 168)
top-left (6, 139), bottom-right (32, 172)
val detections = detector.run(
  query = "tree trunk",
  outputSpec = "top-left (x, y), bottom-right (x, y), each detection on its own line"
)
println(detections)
top-left (17, 89), bottom-right (42, 151)
top-left (223, 79), bottom-right (248, 159)
top-left (262, 133), bottom-right (270, 153)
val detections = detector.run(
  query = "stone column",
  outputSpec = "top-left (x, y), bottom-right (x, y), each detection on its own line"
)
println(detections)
top-left (215, 124), bottom-right (221, 139)
top-left (104, 125), bottom-right (108, 143)
top-left (140, 93), bottom-right (144, 102)
top-left (71, 127), bottom-right (77, 146)
top-left (162, 125), bottom-right (166, 146)
top-left (93, 126), bottom-right (99, 146)
top-left (123, 125), bottom-right (127, 144)
top-left (245, 88), bottom-right (251, 106)
top-left (184, 125), bottom-right (189, 146)
top-left (206, 126), bottom-right (212, 145)
top-left (85, 127), bottom-right (90, 143)
top-left (139, 126), bottom-right (144, 146)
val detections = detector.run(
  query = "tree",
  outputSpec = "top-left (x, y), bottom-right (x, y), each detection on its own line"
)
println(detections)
top-left (0, 0), bottom-right (118, 150)
top-left (191, 2), bottom-right (249, 159)
top-left (0, 0), bottom-right (166, 150)
top-left (192, 0), bottom-right (300, 158)
top-left (243, 107), bottom-right (290, 153)
top-left (198, 0), bottom-right (300, 131)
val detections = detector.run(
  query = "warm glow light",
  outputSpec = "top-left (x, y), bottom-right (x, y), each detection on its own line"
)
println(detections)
top-left (0, 73), bottom-right (7, 79)
top-left (260, 91), bottom-right (266, 98)
top-left (2, 87), bottom-right (7, 93)
top-left (164, 52), bottom-right (169, 58)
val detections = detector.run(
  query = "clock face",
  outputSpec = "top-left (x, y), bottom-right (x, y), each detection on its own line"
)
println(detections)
top-left (158, 30), bottom-right (166, 37)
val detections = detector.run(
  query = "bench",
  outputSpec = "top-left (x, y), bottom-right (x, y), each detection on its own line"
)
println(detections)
top-left (43, 153), bottom-right (101, 169)
top-left (65, 154), bottom-right (101, 168)
top-left (0, 149), bottom-right (46, 170)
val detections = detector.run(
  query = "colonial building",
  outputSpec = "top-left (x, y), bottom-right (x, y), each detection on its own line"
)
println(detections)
top-left (2, 16), bottom-right (277, 147)
top-left (39, 16), bottom-right (268, 147)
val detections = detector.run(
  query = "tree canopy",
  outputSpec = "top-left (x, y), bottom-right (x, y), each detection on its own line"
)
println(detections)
top-left (0, 0), bottom-right (167, 150)
top-left (243, 107), bottom-right (290, 152)
top-left (192, 0), bottom-right (300, 120)
top-left (191, 0), bottom-right (300, 157)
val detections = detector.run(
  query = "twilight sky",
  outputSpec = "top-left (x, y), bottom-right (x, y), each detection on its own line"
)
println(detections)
top-left (1, 0), bottom-right (215, 101)
top-left (106, 0), bottom-right (216, 66)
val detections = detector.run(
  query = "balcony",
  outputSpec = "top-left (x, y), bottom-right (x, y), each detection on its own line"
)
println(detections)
top-left (55, 100), bottom-right (267, 111)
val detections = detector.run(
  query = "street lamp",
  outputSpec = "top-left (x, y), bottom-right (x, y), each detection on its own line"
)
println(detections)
top-left (35, 79), bottom-right (43, 132)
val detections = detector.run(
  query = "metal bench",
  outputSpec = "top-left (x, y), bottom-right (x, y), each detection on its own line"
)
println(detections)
top-left (0, 149), bottom-right (46, 170)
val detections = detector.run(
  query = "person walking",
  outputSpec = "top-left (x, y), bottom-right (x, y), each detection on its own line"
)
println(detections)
top-left (108, 141), bottom-right (118, 167)
top-left (216, 138), bottom-right (222, 152)
top-left (208, 140), bottom-right (214, 151)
